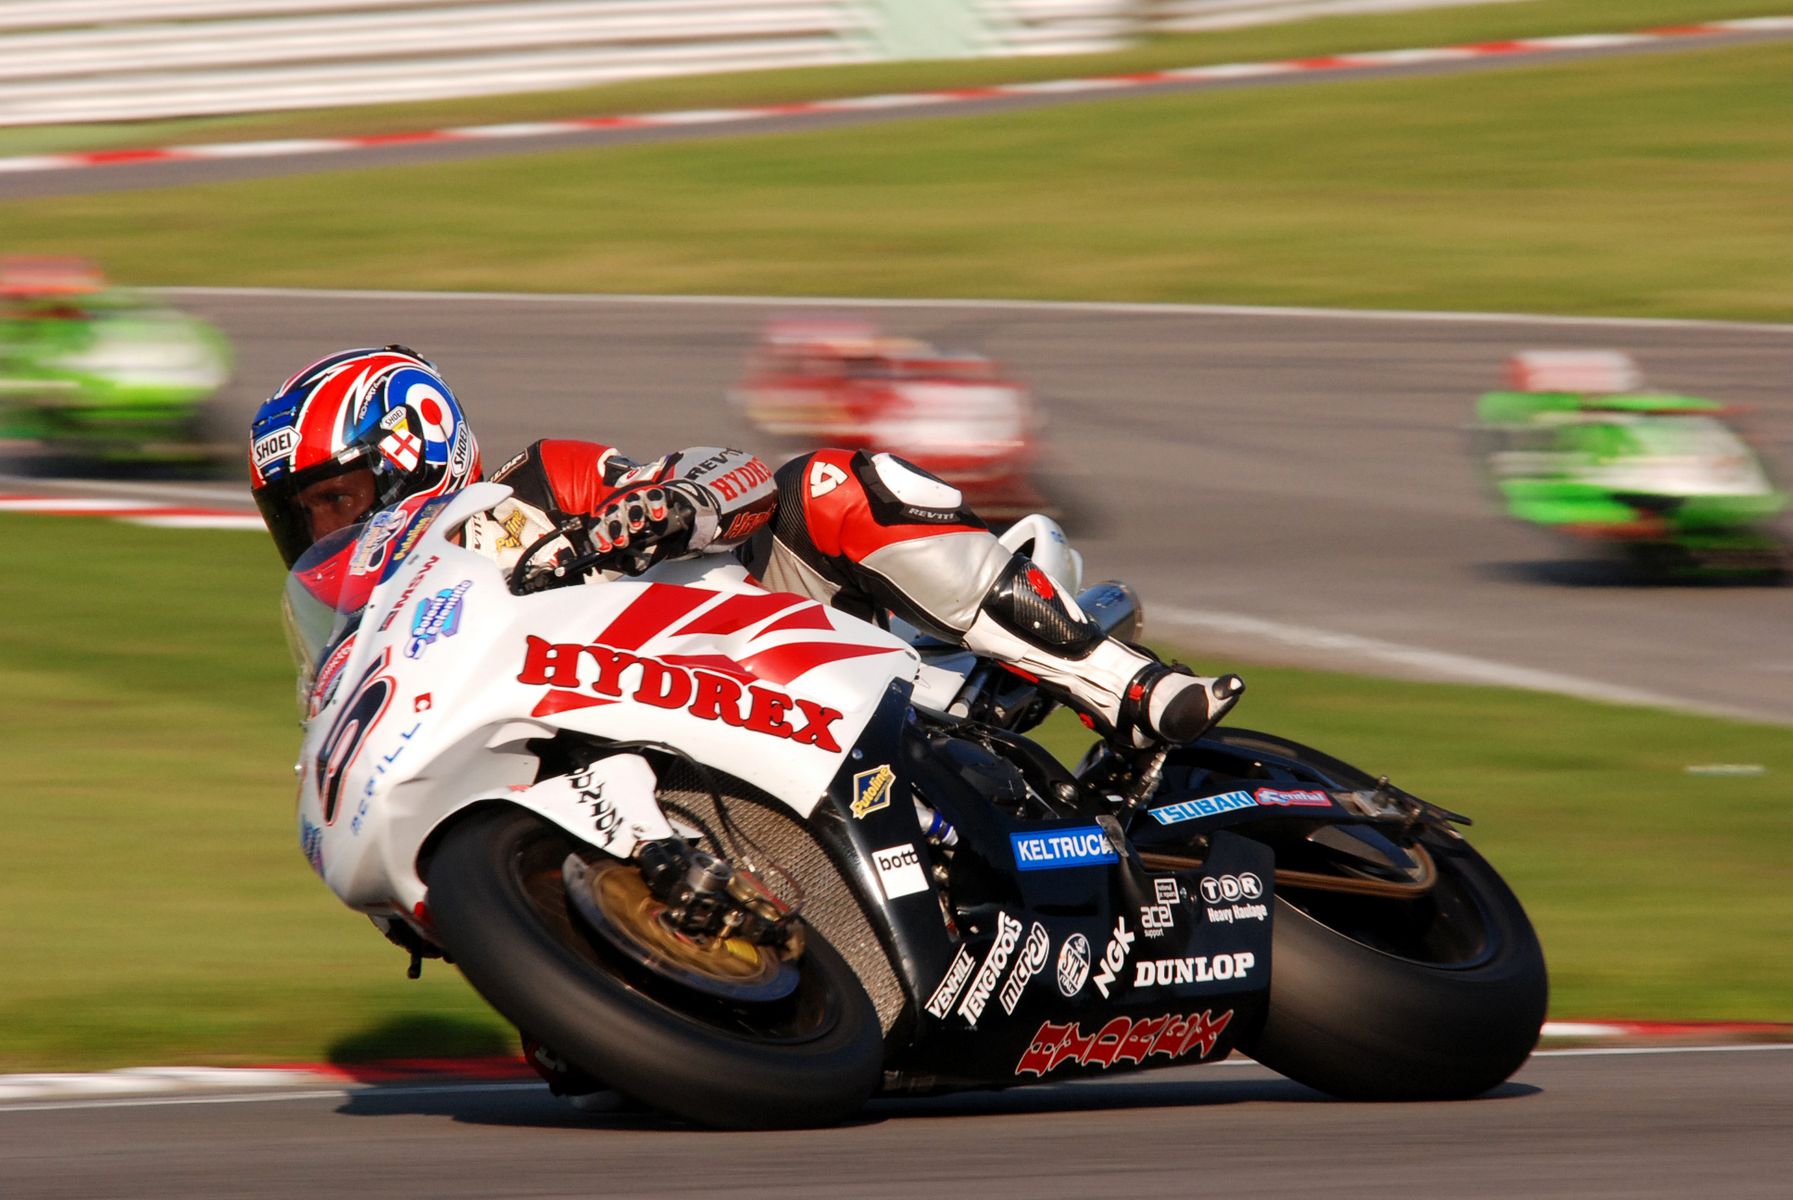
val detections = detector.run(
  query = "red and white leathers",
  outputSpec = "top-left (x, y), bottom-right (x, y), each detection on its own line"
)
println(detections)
top-left (753, 449), bottom-right (1239, 749)
top-left (463, 440), bottom-right (1235, 749)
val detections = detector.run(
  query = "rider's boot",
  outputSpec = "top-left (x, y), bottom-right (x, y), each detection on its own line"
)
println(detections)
top-left (955, 554), bottom-right (1244, 748)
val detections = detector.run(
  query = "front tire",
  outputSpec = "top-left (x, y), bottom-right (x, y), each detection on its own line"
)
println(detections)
top-left (425, 806), bottom-right (884, 1128)
top-left (1246, 833), bottom-right (1548, 1100)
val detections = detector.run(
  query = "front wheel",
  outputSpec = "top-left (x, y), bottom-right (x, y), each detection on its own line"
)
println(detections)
top-left (1245, 832), bottom-right (1548, 1100)
top-left (424, 805), bottom-right (884, 1128)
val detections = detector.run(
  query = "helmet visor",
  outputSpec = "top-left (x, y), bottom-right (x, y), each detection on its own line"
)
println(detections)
top-left (253, 448), bottom-right (378, 568)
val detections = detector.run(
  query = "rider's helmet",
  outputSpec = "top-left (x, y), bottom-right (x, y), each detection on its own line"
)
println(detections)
top-left (249, 346), bottom-right (481, 567)
top-left (0, 255), bottom-right (106, 318)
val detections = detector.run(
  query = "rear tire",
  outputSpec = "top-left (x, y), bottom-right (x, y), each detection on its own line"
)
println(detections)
top-left (1246, 834), bottom-right (1548, 1100)
top-left (425, 806), bottom-right (884, 1128)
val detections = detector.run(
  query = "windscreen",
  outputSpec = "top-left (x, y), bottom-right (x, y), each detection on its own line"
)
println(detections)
top-left (281, 522), bottom-right (376, 695)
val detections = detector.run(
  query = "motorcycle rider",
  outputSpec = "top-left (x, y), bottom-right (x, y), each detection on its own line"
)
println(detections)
top-left (250, 345), bottom-right (1242, 751)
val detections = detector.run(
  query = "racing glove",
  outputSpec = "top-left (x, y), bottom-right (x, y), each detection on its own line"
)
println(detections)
top-left (582, 482), bottom-right (701, 566)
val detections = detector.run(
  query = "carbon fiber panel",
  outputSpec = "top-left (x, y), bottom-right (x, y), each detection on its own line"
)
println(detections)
top-left (654, 761), bottom-right (907, 1034)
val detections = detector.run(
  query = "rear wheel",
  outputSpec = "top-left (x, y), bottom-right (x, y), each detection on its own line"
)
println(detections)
top-left (425, 806), bottom-right (884, 1128)
top-left (1246, 832), bottom-right (1547, 1100)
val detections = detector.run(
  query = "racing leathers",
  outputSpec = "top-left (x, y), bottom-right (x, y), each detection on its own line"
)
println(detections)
top-left (461, 439), bottom-right (1240, 749)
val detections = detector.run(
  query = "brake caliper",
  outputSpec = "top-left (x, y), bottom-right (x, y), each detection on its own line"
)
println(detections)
top-left (634, 839), bottom-right (802, 950)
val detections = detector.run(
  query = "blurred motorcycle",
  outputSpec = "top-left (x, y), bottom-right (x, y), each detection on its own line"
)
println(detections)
top-left (0, 257), bottom-right (233, 472)
top-left (734, 318), bottom-right (1051, 520)
top-left (283, 483), bottom-right (1547, 1127)
top-left (1473, 350), bottom-right (1789, 579)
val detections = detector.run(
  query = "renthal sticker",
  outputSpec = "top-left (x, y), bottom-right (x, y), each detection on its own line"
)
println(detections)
top-left (1133, 952), bottom-right (1256, 988)
top-left (518, 636), bottom-right (846, 752)
top-left (1015, 1010), bottom-right (1234, 1078)
top-left (958, 912), bottom-right (1024, 1026)
top-left (851, 763), bottom-right (896, 819)
top-left (1011, 825), bottom-right (1118, 871)
top-left (406, 581), bottom-right (472, 659)
top-left (1254, 787), bottom-right (1332, 808)
top-left (1091, 915), bottom-right (1136, 999)
top-left (1198, 872), bottom-right (1264, 906)
top-left (252, 426), bottom-right (297, 469)
top-left (925, 947), bottom-right (977, 1019)
top-left (1141, 876), bottom-right (1180, 940)
top-left (1148, 791), bottom-right (1255, 825)
top-left (999, 922), bottom-right (1052, 1015)
top-left (1057, 933), bottom-right (1091, 997)
top-left (872, 843), bottom-right (929, 900)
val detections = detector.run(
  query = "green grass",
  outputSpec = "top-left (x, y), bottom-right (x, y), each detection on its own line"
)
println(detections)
top-left (1, 0), bottom-right (1784, 157)
top-left (0, 513), bottom-right (1788, 1070)
top-left (5, 38), bottom-right (1791, 320)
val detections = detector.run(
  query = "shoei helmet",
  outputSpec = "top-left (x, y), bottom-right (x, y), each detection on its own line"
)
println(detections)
top-left (249, 346), bottom-right (481, 567)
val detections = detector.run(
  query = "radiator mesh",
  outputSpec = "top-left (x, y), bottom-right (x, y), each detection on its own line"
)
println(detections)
top-left (655, 762), bottom-right (906, 1033)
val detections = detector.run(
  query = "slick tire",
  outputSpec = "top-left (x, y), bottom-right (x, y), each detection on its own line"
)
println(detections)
top-left (424, 805), bottom-right (884, 1129)
top-left (1245, 834), bottom-right (1548, 1101)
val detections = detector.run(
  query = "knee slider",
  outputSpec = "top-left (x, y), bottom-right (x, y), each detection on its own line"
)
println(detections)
top-left (982, 553), bottom-right (1103, 656)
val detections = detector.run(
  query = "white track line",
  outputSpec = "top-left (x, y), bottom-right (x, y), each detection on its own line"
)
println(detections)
top-left (1529, 1043), bottom-right (1793, 1059)
top-left (1149, 603), bottom-right (1744, 717)
top-left (5, 19), bottom-right (1790, 178)
top-left (153, 286), bottom-right (1793, 335)
top-left (0, 1082), bottom-right (543, 1115)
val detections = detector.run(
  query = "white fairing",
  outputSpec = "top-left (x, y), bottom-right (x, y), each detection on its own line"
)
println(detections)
top-left (294, 483), bottom-right (919, 919)
top-left (998, 513), bottom-right (1084, 594)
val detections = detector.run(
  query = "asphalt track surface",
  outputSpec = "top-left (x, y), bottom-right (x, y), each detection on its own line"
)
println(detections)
top-left (26, 287), bottom-right (1788, 725)
top-left (4, 1046), bottom-right (1791, 1198)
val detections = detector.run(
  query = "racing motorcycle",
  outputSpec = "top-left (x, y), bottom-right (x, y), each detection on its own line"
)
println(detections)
top-left (0, 297), bottom-right (233, 471)
top-left (285, 482), bottom-right (1547, 1128)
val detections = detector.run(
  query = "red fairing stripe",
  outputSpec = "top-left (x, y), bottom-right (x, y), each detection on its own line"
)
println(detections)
top-left (759, 604), bottom-right (837, 635)
top-left (662, 653), bottom-right (758, 681)
top-left (592, 582), bottom-right (715, 651)
top-left (672, 591), bottom-right (807, 638)
top-left (534, 439), bottom-right (620, 516)
top-left (531, 691), bottom-right (616, 717)
top-left (737, 640), bottom-right (903, 686)
top-left (800, 449), bottom-right (983, 561)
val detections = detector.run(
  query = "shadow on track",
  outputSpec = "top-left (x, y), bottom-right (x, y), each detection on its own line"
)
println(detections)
top-left (325, 1014), bottom-right (517, 1066)
top-left (1475, 558), bottom-right (1787, 589)
top-left (332, 1067), bottom-right (1540, 1132)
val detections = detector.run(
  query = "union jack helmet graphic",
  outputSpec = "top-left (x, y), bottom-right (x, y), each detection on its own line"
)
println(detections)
top-left (249, 345), bottom-right (481, 567)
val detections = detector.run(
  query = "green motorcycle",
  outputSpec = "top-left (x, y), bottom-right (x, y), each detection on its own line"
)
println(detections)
top-left (0, 292), bottom-right (233, 472)
top-left (1474, 351), bottom-right (1789, 579)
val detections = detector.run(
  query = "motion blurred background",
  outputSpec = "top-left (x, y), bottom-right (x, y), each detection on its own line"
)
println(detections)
top-left (1, 0), bottom-right (1789, 1073)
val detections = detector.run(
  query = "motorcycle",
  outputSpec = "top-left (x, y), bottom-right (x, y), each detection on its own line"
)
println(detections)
top-left (1473, 350), bottom-right (1790, 579)
top-left (0, 296), bottom-right (232, 471)
top-left (284, 482), bottom-right (1547, 1128)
